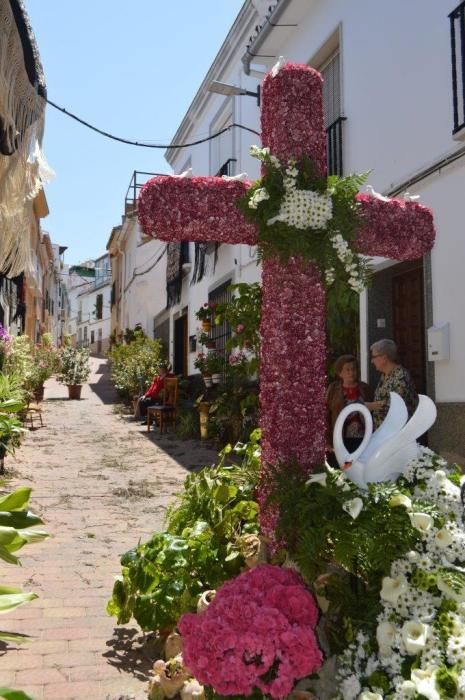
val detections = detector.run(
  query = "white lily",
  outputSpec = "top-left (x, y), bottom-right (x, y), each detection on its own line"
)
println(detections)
top-left (376, 621), bottom-right (397, 655)
top-left (389, 493), bottom-right (412, 509)
top-left (409, 512), bottom-right (433, 532)
top-left (401, 620), bottom-right (429, 654)
top-left (380, 575), bottom-right (408, 604)
top-left (306, 472), bottom-right (327, 487)
top-left (342, 497), bottom-right (363, 520)
top-left (434, 527), bottom-right (453, 549)
top-left (410, 668), bottom-right (440, 700)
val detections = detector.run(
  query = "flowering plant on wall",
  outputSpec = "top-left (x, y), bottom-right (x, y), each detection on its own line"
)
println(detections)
top-left (238, 145), bottom-right (372, 298)
top-left (195, 302), bottom-right (217, 322)
top-left (179, 564), bottom-right (323, 699)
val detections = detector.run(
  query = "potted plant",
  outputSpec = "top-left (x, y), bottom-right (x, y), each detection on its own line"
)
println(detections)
top-left (205, 351), bottom-right (224, 384)
top-left (193, 352), bottom-right (210, 383)
top-left (195, 303), bottom-right (217, 332)
top-left (27, 340), bottom-right (59, 402)
top-left (57, 347), bottom-right (91, 399)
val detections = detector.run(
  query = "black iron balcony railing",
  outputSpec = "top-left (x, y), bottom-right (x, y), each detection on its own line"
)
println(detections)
top-left (326, 117), bottom-right (347, 177)
top-left (215, 158), bottom-right (237, 177)
top-left (450, 1), bottom-right (465, 134)
top-left (124, 170), bottom-right (165, 215)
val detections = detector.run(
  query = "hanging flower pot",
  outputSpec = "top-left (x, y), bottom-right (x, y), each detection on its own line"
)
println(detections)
top-left (203, 375), bottom-right (212, 388)
top-left (205, 340), bottom-right (216, 349)
top-left (201, 319), bottom-right (211, 332)
top-left (211, 373), bottom-right (221, 384)
top-left (67, 384), bottom-right (82, 400)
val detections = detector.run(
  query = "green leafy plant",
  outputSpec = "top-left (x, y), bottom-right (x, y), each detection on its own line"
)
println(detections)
top-left (107, 430), bottom-right (261, 633)
top-left (0, 689), bottom-right (34, 700)
top-left (57, 346), bottom-right (91, 386)
top-left (269, 463), bottom-right (421, 652)
top-left (109, 335), bottom-right (163, 400)
top-left (0, 486), bottom-right (48, 643)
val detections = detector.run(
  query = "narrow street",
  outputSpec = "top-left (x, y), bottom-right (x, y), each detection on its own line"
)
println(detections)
top-left (0, 357), bottom-right (217, 700)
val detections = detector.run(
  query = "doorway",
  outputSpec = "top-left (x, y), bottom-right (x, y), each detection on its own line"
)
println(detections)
top-left (368, 260), bottom-right (426, 395)
top-left (392, 263), bottom-right (426, 393)
top-left (174, 314), bottom-right (188, 376)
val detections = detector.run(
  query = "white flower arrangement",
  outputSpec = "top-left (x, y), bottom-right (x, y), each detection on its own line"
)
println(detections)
top-left (335, 447), bottom-right (465, 700)
top-left (243, 145), bottom-right (371, 298)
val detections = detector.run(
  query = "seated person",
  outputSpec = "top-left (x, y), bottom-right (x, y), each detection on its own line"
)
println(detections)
top-left (326, 354), bottom-right (373, 467)
top-left (136, 364), bottom-right (174, 424)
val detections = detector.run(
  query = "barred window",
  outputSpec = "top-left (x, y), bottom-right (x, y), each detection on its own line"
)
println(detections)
top-left (450, 2), bottom-right (465, 134)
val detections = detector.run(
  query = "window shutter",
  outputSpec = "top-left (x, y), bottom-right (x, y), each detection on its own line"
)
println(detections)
top-left (321, 52), bottom-right (341, 129)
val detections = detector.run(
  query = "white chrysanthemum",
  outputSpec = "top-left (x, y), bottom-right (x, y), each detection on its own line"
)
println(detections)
top-left (267, 189), bottom-right (333, 230)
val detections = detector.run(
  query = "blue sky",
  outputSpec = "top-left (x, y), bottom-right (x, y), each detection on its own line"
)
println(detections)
top-left (26, 1), bottom-right (244, 265)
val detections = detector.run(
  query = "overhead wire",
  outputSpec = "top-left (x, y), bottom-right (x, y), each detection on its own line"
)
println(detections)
top-left (46, 98), bottom-right (261, 147)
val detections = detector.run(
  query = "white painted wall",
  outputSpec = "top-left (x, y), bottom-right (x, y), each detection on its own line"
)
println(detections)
top-left (119, 0), bottom-right (465, 398)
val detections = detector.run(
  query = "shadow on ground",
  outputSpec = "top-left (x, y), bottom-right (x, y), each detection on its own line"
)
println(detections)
top-left (89, 362), bottom-right (119, 405)
top-left (103, 627), bottom-right (157, 682)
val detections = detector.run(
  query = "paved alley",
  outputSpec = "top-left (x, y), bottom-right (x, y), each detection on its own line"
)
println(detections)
top-left (0, 358), bottom-right (217, 700)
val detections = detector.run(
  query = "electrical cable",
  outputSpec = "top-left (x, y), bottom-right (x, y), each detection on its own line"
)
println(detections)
top-left (46, 98), bottom-right (261, 146)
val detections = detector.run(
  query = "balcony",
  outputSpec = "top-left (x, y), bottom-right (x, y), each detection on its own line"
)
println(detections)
top-left (326, 117), bottom-right (346, 177)
top-left (450, 1), bottom-right (465, 135)
top-left (124, 171), bottom-right (165, 215)
top-left (215, 158), bottom-right (237, 177)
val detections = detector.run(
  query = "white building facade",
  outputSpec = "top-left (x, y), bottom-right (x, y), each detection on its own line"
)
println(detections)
top-left (114, 0), bottom-right (465, 460)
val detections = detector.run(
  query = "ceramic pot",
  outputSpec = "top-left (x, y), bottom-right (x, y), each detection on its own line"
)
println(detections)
top-left (211, 373), bottom-right (221, 384)
top-left (203, 375), bottom-right (212, 388)
top-left (67, 384), bottom-right (82, 400)
top-left (201, 319), bottom-right (211, 332)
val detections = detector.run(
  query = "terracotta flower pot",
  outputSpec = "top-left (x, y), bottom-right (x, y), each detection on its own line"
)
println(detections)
top-left (67, 384), bottom-right (82, 400)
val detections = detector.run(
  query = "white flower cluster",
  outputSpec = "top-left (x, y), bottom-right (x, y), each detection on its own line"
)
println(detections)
top-left (267, 188), bottom-right (333, 230)
top-left (248, 187), bottom-right (270, 210)
top-left (249, 145), bottom-right (281, 169)
top-left (336, 447), bottom-right (465, 700)
top-left (331, 233), bottom-right (366, 293)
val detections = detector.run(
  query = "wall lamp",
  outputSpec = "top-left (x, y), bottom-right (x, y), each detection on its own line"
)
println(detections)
top-left (208, 80), bottom-right (260, 106)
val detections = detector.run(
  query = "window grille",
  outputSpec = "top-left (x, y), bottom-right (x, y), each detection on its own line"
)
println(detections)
top-left (95, 294), bottom-right (103, 320)
top-left (450, 1), bottom-right (465, 133)
top-left (208, 280), bottom-right (233, 355)
top-left (321, 52), bottom-right (346, 176)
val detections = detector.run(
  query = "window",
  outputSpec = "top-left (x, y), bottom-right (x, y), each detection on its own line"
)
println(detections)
top-left (450, 2), bottom-right (465, 134)
top-left (320, 51), bottom-right (346, 176)
top-left (95, 294), bottom-right (103, 320)
top-left (91, 330), bottom-right (95, 345)
top-left (208, 280), bottom-right (233, 355)
top-left (83, 326), bottom-right (88, 344)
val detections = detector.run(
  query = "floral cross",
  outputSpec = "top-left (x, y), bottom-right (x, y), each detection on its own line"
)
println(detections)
top-left (138, 62), bottom-right (435, 537)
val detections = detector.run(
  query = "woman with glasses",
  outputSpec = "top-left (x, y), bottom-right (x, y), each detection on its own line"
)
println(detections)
top-left (366, 338), bottom-right (418, 429)
top-left (326, 354), bottom-right (373, 466)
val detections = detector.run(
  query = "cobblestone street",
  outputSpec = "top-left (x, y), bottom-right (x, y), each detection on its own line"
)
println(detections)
top-left (0, 358), bottom-right (217, 700)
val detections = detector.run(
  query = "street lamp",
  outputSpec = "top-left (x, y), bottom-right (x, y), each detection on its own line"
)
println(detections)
top-left (208, 80), bottom-right (260, 106)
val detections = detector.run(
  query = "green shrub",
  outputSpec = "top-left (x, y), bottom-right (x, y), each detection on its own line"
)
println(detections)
top-left (109, 336), bottom-right (163, 400)
top-left (107, 430), bottom-right (261, 632)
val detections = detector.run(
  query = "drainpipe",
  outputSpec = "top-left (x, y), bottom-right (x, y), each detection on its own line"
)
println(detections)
top-left (242, 0), bottom-right (293, 75)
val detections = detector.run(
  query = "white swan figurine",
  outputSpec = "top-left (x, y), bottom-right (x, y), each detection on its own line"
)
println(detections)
top-left (333, 392), bottom-right (437, 488)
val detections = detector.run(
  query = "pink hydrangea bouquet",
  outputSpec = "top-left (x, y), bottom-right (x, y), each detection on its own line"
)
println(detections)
top-left (179, 564), bottom-right (323, 699)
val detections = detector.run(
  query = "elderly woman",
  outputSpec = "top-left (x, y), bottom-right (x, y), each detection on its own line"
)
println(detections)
top-left (365, 338), bottom-right (418, 429)
top-left (326, 354), bottom-right (373, 458)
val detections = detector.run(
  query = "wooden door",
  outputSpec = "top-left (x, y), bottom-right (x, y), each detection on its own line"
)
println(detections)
top-left (174, 315), bottom-right (188, 376)
top-left (392, 264), bottom-right (426, 393)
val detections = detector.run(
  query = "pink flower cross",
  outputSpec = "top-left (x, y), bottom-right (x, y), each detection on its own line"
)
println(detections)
top-left (138, 62), bottom-right (435, 537)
